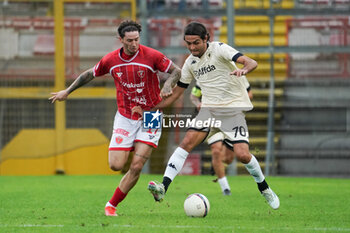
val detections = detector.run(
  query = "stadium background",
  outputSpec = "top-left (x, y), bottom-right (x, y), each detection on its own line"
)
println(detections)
top-left (0, 0), bottom-right (349, 177)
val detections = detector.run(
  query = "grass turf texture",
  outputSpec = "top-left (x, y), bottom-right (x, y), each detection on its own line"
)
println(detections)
top-left (1, 175), bottom-right (349, 233)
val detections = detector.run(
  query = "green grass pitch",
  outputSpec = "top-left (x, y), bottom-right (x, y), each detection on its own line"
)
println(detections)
top-left (1, 175), bottom-right (349, 233)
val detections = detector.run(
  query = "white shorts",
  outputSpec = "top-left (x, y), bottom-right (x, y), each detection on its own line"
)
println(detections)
top-left (206, 130), bottom-right (234, 151)
top-left (109, 111), bottom-right (162, 151)
top-left (207, 130), bottom-right (224, 145)
top-left (192, 108), bottom-right (249, 145)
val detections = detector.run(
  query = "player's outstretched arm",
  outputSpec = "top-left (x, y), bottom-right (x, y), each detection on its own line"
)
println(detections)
top-left (131, 85), bottom-right (186, 118)
top-left (161, 63), bottom-right (181, 98)
top-left (153, 85), bottom-right (185, 110)
top-left (49, 68), bottom-right (95, 103)
top-left (230, 55), bottom-right (258, 77)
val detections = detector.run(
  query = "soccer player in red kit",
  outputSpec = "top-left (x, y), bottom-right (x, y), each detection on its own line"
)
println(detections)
top-left (49, 20), bottom-right (181, 216)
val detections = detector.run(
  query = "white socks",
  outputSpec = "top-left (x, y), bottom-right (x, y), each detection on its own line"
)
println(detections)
top-left (105, 201), bottom-right (115, 208)
top-left (164, 147), bottom-right (189, 181)
top-left (218, 176), bottom-right (230, 192)
top-left (244, 154), bottom-right (265, 183)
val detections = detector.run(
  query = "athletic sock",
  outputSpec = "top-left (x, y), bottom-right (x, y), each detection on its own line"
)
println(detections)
top-left (218, 176), bottom-right (230, 192)
top-left (257, 179), bottom-right (269, 193)
top-left (162, 147), bottom-right (189, 190)
top-left (105, 201), bottom-right (115, 208)
top-left (244, 154), bottom-right (265, 183)
top-left (108, 187), bottom-right (127, 207)
top-left (162, 176), bottom-right (172, 193)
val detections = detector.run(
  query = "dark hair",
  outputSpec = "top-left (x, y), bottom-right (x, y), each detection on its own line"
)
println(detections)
top-left (183, 21), bottom-right (210, 41)
top-left (118, 20), bottom-right (142, 38)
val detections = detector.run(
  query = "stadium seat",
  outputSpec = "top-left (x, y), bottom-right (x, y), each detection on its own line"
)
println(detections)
top-left (33, 34), bottom-right (55, 55)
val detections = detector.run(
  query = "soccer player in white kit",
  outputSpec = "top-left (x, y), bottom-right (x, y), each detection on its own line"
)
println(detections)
top-left (50, 20), bottom-right (181, 216)
top-left (146, 21), bottom-right (279, 209)
top-left (190, 78), bottom-right (253, 196)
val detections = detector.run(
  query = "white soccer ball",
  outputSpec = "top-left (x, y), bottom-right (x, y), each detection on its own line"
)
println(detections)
top-left (184, 193), bottom-right (210, 217)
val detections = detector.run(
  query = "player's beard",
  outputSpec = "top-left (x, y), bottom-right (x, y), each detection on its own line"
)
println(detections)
top-left (191, 50), bottom-right (204, 58)
top-left (126, 45), bottom-right (139, 55)
top-left (190, 46), bottom-right (205, 57)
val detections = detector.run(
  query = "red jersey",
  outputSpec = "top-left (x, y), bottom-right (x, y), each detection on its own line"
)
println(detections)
top-left (93, 44), bottom-right (172, 120)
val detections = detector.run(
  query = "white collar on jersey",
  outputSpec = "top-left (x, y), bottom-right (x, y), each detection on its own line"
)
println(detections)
top-left (119, 47), bottom-right (140, 63)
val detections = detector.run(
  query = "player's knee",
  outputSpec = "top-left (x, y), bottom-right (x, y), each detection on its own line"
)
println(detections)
top-left (211, 146), bottom-right (221, 158)
top-left (234, 147), bottom-right (251, 164)
top-left (108, 157), bottom-right (124, 171)
top-left (109, 163), bottom-right (123, 171)
top-left (108, 151), bottom-right (128, 171)
top-left (224, 156), bottom-right (234, 164)
top-left (180, 137), bottom-right (196, 151)
top-left (224, 150), bottom-right (235, 164)
top-left (236, 152), bottom-right (251, 164)
top-left (180, 131), bottom-right (206, 152)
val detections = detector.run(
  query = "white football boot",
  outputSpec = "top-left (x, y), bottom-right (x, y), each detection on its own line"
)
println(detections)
top-left (261, 188), bottom-right (280, 209)
top-left (223, 189), bottom-right (232, 196)
top-left (148, 181), bottom-right (165, 202)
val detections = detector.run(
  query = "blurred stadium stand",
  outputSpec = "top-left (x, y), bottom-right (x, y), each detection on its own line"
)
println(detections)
top-left (0, 0), bottom-right (349, 177)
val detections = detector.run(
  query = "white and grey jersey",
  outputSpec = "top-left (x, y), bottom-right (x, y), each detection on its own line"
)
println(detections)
top-left (180, 41), bottom-right (253, 111)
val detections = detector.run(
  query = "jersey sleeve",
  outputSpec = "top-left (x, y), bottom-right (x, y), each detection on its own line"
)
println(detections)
top-left (216, 42), bottom-right (241, 62)
top-left (153, 50), bottom-right (172, 73)
top-left (93, 55), bottom-right (110, 77)
top-left (179, 60), bottom-right (194, 86)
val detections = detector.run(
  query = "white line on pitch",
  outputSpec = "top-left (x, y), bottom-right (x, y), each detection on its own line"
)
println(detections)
top-left (0, 224), bottom-right (64, 228)
top-left (112, 224), bottom-right (350, 232)
top-left (1, 224), bottom-right (349, 232)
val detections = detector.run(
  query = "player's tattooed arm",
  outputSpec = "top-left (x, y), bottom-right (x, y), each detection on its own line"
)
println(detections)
top-left (49, 68), bottom-right (94, 103)
top-left (161, 63), bottom-right (181, 98)
top-left (154, 86), bottom-right (185, 110)
top-left (66, 68), bottom-right (95, 94)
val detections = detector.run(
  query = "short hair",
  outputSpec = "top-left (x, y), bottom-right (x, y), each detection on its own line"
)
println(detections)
top-left (118, 20), bottom-right (142, 38)
top-left (184, 21), bottom-right (210, 41)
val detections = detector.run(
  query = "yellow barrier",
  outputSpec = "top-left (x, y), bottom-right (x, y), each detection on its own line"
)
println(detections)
top-left (0, 129), bottom-right (117, 175)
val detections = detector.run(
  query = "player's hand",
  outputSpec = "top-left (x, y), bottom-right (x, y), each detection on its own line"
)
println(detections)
top-left (49, 90), bottom-right (69, 103)
top-left (230, 69), bottom-right (247, 77)
top-left (131, 106), bottom-right (144, 120)
top-left (160, 85), bottom-right (173, 98)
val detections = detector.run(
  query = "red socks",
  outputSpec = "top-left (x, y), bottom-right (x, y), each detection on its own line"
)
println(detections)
top-left (109, 187), bottom-right (127, 207)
